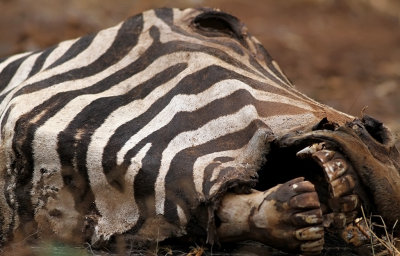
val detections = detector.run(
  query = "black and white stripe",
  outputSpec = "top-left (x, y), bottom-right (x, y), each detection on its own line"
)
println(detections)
top-left (0, 8), bottom-right (352, 244)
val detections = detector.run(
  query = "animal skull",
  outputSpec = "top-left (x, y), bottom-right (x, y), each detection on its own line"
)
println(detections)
top-left (0, 7), bottom-right (399, 256)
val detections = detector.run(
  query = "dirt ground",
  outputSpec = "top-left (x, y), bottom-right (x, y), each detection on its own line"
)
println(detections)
top-left (0, 0), bottom-right (399, 255)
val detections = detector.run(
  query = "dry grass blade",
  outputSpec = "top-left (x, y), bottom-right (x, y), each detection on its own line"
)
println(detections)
top-left (360, 205), bottom-right (400, 256)
top-left (186, 245), bottom-right (205, 256)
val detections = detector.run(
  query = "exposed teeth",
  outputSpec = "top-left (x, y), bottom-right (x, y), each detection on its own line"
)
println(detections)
top-left (300, 238), bottom-right (324, 253)
top-left (296, 143), bottom-right (362, 236)
top-left (322, 159), bottom-right (347, 181)
top-left (295, 226), bottom-right (324, 240)
top-left (289, 192), bottom-right (320, 209)
top-left (328, 194), bottom-right (359, 212)
top-left (329, 175), bottom-right (356, 198)
top-left (292, 209), bottom-right (323, 225)
top-left (324, 212), bottom-right (346, 228)
top-left (296, 143), bottom-right (325, 158)
top-left (311, 150), bottom-right (335, 164)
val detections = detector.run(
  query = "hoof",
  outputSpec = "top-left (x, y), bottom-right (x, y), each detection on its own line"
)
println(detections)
top-left (297, 143), bottom-right (360, 228)
top-left (217, 177), bottom-right (324, 255)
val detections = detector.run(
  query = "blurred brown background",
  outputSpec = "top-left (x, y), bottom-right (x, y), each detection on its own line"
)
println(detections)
top-left (0, 0), bottom-right (399, 144)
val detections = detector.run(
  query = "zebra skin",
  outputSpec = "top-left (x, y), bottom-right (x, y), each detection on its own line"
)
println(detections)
top-left (0, 7), bottom-right (399, 255)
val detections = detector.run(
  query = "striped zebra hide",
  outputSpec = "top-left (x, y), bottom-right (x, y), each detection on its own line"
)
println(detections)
top-left (0, 7), bottom-right (399, 255)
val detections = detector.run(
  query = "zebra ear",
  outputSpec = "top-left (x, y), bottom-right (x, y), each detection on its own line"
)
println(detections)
top-left (192, 10), bottom-right (247, 45)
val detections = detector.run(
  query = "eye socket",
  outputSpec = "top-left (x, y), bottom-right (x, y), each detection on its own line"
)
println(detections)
top-left (192, 11), bottom-right (246, 44)
top-left (194, 14), bottom-right (236, 36)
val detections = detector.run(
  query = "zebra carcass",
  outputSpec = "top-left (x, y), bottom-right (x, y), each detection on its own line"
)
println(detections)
top-left (0, 7), bottom-right (399, 255)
